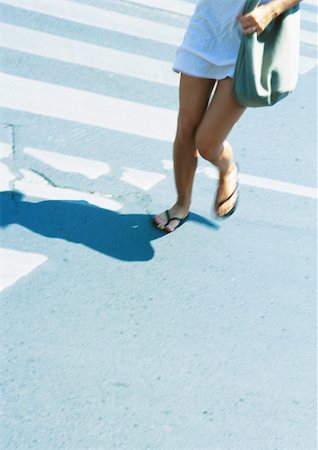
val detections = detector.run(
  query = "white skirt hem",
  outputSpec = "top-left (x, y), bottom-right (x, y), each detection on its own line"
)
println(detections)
top-left (173, 47), bottom-right (236, 81)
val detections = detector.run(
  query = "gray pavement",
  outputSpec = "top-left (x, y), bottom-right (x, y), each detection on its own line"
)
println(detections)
top-left (0, 1), bottom-right (317, 449)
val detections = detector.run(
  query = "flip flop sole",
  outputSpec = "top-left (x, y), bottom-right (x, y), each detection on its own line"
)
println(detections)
top-left (151, 214), bottom-right (189, 233)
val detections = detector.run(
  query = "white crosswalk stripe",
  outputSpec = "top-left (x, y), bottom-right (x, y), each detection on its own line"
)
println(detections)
top-left (120, 168), bottom-right (166, 190)
top-left (0, 0), bottom-right (185, 46)
top-left (0, 161), bottom-right (15, 190)
top-left (0, 73), bottom-right (177, 141)
top-left (300, 28), bottom-right (318, 46)
top-left (2, 0), bottom-right (314, 48)
top-left (125, 0), bottom-right (195, 16)
top-left (199, 167), bottom-right (318, 200)
top-left (0, 142), bottom-right (11, 159)
top-left (0, 22), bottom-right (314, 86)
top-left (299, 54), bottom-right (318, 74)
top-left (24, 146), bottom-right (111, 179)
top-left (301, 9), bottom-right (318, 24)
top-left (0, 248), bottom-right (48, 292)
top-left (304, 0), bottom-right (317, 6)
top-left (0, 23), bottom-right (178, 86)
top-left (16, 169), bottom-right (123, 210)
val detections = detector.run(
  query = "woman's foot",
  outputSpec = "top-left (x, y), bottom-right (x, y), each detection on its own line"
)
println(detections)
top-left (153, 203), bottom-right (190, 232)
top-left (215, 163), bottom-right (239, 217)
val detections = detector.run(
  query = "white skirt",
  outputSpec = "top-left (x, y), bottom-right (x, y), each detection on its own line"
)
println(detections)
top-left (173, 0), bottom-right (270, 80)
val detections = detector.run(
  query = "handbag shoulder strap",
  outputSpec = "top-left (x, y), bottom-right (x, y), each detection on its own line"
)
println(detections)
top-left (243, 0), bottom-right (261, 15)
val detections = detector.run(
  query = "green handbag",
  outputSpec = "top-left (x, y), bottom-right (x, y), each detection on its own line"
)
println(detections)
top-left (232, 0), bottom-right (300, 107)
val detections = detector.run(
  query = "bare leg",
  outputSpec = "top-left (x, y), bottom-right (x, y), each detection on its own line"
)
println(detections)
top-left (154, 73), bottom-right (215, 231)
top-left (195, 78), bottom-right (246, 216)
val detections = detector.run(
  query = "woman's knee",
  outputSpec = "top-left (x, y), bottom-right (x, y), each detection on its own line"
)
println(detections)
top-left (175, 116), bottom-right (200, 147)
top-left (195, 127), bottom-right (222, 161)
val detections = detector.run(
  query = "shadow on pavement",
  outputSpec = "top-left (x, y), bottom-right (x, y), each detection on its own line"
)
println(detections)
top-left (0, 191), bottom-right (218, 262)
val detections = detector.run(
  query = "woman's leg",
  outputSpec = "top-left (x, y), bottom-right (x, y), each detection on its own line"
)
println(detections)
top-left (195, 77), bottom-right (246, 216)
top-left (154, 73), bottom-right (216, 231)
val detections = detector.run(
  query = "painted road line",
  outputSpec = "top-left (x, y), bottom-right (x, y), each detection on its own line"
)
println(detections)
top-left (0, 0), bottom-right (184, 46)
top-left (300, 29), bottom-right (318, 46)
top-left (0, 23), bottom-right (178, 87)
top-left (1, 24), bottom-right (315, 84)
top-left (299, 54), bottom-right (318, 74)
top-left (162, 159), bottom-right (174, 170)
top-left (0, 22), bottom-right (315, 78)
top-left (0, 248), bottom-right (48, 293)
top-left (1, 0), bottom-right (315, 50)
top-left (0, 142), bottom-right (11, 159)
top-left (0, 73), bottom-right (177, 142)
top-left (24, 147), bottom-right (110, 179)
top-left (201, 167), bottom-right (317, 200)
top-left (1, 0), bottom-right (315, 49)
top-left (125, 0), bottom-right (194, 16)
top-left (303, 0), bottom-right (317, 6)
top-left (301, 9), bottom-right (318, 24)
top-left (15, 169), bottom-right (123, 210)
top-left (0, 73), bottom-right (316, 199)
top-left (0, 162), bottom-right (15, 191)
top-left (129, 0), bottom-right (315, 21)
top-left (120, 168), bottom-right (166, 190)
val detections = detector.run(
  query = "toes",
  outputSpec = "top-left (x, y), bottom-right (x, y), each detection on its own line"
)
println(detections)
top-left (153, 209), bottom-right (188, 232)
top-left (216, 192), bottom-right (238, 216)
top-left (165, 220), bottom-right (180, 232)
top-left (153, 214), bottom-right (165, 226)
top-left (165, 226), bottom-right (173, 233)
top-left (154, 217), bottom-right (178, 232)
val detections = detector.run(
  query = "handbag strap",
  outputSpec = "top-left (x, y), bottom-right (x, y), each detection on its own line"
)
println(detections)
top-left (243, 0), bottom-right (300, 16)
top-left (243, 0), bottom-right (261, 15)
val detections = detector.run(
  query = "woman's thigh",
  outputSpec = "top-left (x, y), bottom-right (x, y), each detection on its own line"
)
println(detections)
top-left (175, 73), bottom-right (216, 141)
top-left (195, 77), bottom-right (246, 156)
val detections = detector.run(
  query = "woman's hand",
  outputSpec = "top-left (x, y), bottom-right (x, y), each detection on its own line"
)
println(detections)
top-left (237, 4), bottom-right (275, 35)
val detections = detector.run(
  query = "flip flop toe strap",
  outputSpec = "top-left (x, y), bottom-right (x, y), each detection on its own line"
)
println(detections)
top-left (217, 186), bottom-right (238, 208)
top-left (163, 211), bottom-right (189, 230)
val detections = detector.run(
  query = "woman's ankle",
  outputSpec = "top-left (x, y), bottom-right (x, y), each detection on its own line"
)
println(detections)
top-left (175, 199), bottom-right (191, 211)
top-left (209, 142), bottom-right (235, 177)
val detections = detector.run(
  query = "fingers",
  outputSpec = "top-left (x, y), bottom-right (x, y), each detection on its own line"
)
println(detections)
top-left (237, 5), bottom-right (273, 36)
top-left (247, 25), bottom-right (258, 35)
top-left (238, 14), bottom-right (261, 35)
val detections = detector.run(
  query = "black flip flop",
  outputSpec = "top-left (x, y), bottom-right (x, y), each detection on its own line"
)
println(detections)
top-left (216, 164), bottom-right (239, 219)
top-left (152, 210), bottom-right (189, 233)
top-left (216, 187), bottom-right (239, 218)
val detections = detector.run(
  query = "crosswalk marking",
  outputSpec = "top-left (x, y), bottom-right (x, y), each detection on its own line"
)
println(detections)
top-left (0, 23), bottom-right (178, 87)
top-left (125, 0), bottom-right (195, 16)
top-left (303, 0), bottom-right (317, 6)
top-left (162, 160), bottom-right (174, 170)
top-left (301, 9), bottom-right (318, 24)
top-left (0, 72), bottom-right (316, 199)
top-left (0, 161), bottom-right (15, 190)
top-left (300, 28), bottom-right (318, 46)
top-left (1, 23), bottom-right (315, 85)
top-left (15, 169), bottom-right (123, 211)
top-left (200, 167), bottom-right (318, 200)
top-left (0, 248), bottom-right (48, 293)
top-left (1, 0), bottom-right (315, 48)
top-left (0, 0), bottom-right (184, 46)
top-left (299, 54), bottom-right (318, 74)
top-left (120, 168), bottom-right (166, 190)
top-left (0, 73), bottom-right (177, 142)
top-left (24, 147), bottom-right (110, 179)
top-left (0, 142), bottom-right (11, 159)
top-left (115, 0), bottom-right (317, 19)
